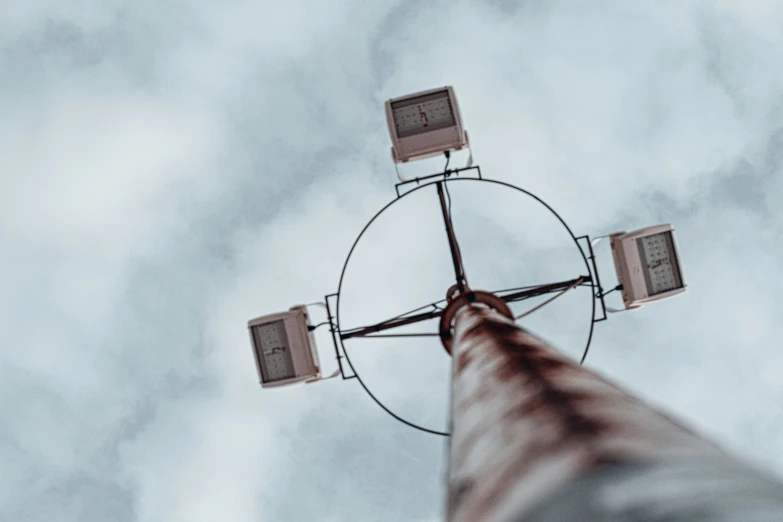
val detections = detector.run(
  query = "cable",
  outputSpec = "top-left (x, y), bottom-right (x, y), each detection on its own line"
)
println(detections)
top-left (342, 299), bottom-right (447, 335)
top-left (493, 283), bottom-right (544, 294)
top-left (445, 180), bottom-right (453, 219)
top-left (515, 277), bottom-right (584, 320)
top-left (302, 303), bottom-right (329, 330)
top-left (307, 321), bottom-right (332, 331)
top-left (502, 283), bottom-right (583, 304)
top-left (443, 179), bottom-right (467, 287)
top-left (444, 150), bottom-right (451, 172)
top-left (361, 333), bottom-right (441, 338)
top-left (597, 284), bottom-right (623, 299)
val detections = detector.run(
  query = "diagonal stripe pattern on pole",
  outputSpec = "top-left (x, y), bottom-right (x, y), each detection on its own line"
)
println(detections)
top-left (448, 306), bottom-right (783, 522)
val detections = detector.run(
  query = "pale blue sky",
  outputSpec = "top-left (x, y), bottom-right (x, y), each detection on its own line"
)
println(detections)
top-left (1, 1), bottom-right (783, 520)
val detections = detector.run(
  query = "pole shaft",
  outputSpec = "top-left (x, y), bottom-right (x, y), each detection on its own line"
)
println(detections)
top-left (448, 306), bottom-right (783, 522)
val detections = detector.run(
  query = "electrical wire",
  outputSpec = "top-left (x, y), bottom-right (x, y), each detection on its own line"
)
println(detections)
top-left (340, 301), bottom-right (445, 336)
top-left (303, 303), bottom-right (330, 331)
top-left (307, 321), bottom-right (332, 331)
top-left (494, 283), bottom-right (543, 294)
top-left (501, 283), bottom-right (584, 304)
top-left (443, 179), bottom-right (467, 287)
top-left (597, 284), bottom-right (623, 299)
top-left (515, 277), bottom-right (584, 320)
top-left (341, 280), bottom-right (582, 337)
top-left (361, 333), bottom-right (441, 338)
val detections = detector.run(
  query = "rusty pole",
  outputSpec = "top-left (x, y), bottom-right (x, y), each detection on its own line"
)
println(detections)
top-left (447, 306), bottom-right (783, 522)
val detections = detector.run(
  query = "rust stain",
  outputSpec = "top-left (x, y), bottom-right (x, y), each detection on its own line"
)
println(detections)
top-left (447, 305), bottom-right (724, 522)
top-left (455, 349), bottom-right (474, 374)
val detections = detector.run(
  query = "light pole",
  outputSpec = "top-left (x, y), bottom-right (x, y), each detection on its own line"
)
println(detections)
top-left (242, 86), bottom-right (783, 520)
top-left (448, 306), bottom-right (783, 521)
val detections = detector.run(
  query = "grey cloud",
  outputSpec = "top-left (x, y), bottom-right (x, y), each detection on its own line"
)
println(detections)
top-left (2, 0), bottom-right (783, 521)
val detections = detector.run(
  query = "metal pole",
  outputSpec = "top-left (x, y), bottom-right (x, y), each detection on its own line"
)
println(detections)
top-left (448, 306), bottom-right (783, 522)
top-left (436, 181), bottom-right (467, 294)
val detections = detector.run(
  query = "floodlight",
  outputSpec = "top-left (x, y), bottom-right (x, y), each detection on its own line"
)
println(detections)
top-left (610, 224), bottom-right (686, 309)
top-left (248, 305), bottom-right (321, 388)
top-left (386, 86), bottom-right (469, 163)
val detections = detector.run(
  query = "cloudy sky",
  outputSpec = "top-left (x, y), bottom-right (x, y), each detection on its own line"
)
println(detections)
top-left (2, 0), bottom-right (783, 520)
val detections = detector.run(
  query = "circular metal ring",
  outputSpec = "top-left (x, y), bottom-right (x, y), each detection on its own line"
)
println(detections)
top-left (335, 176), bottom-right (596, 437)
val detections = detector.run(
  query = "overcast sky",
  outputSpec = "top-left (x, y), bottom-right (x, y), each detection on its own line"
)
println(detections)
top-left (2, 1), bottom-right (783, 521)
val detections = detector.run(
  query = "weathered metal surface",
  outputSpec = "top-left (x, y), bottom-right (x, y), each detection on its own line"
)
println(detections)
top-left (439, 291), bottom-right (513, 354)
top-left (448, 306), bottom-right (783, 522)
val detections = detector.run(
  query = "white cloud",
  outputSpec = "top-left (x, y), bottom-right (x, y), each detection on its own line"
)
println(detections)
top-left (2, 0), bottom-right (783, 520)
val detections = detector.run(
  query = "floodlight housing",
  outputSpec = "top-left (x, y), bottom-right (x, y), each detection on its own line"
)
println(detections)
top-left (386, 86), bottom-right (469, 163)
top-left (610, 224), bottom-right (686, 309)
top-left (248, 305), bottom-right (321, 388)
